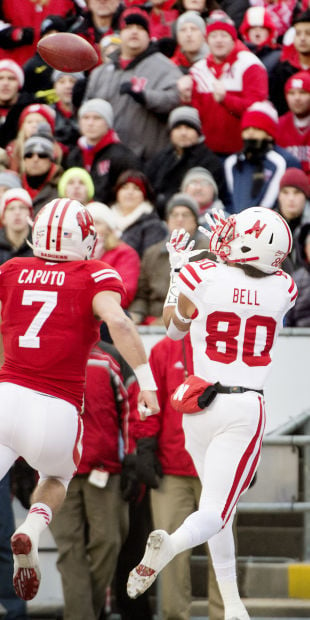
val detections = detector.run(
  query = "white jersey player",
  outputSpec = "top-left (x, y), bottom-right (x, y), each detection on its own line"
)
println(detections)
top-left (0, 198), bottom-right (159, 602)
top-left (127, 207), bottom-right (297, 620)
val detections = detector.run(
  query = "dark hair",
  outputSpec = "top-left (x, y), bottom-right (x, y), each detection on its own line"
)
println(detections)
top-left (293, 8), bottom-right (310, 25)
top-left (176, 0), bottom-right (220, 17)
top-left (114, 169), bottom-right (154, 202)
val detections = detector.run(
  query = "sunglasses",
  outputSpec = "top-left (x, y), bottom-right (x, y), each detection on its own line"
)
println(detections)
top-left (24, 152), bottom-right (50, 159)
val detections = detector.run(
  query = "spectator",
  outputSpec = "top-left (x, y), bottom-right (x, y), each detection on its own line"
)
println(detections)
top-left (0, 188), bottom-right (33, 263)
top-left (180, 165), bottom-right (227, 221)
top-left (21, 124), bottom-right (62, 215)
top-left (0, 170), bottom-right (22, 199)
top-left (71, 0), bottom-right (123, 49)
top-left (129, 192), bottom-right (209, 325)
top-left (147, 0), bottom-right (179, 47)
top-left (0, 0), bottom-right (78, 66)
top-left (270, 9), bottom-right (310, 115)
top-left (0, 60), bottom-right (33, 149)
top-left (99, 33), bottom-right (122, 63)
top-left (145, 105), bottom-right (226, 218)
top-left (50, 344), bottom-right (134, 620)
top-left (23, 15), bottom-right (68, 104)
top-left (111, 169), bottom-right (167, 257)
top-left (277, 71), bottom-right (310, 177)
top-left (6, 103), bottom-right (59, 173)
top-left (285, 221), bottom-right (310, 326)
top-left (87, 201), bottom-right (140, 307)
top-left (217, 0), bottom-right (250, 29)
top-left (58, 167), bottom-right (95, 205)
top-left (171, 11), bottom-right (209, 72)
top-left (239, 6), bottom-right (282, 75)
top-left (177, 0), bottom-right (220, 20)
top-left (178, 9), bottom-right (269, 155)
top-left (252, 0), bottom-right (297, 41)
top-left (275, 166), bottom-right (310, 269)
top-left (224, 100), bottom-right (301, 213)
top-left (85, 7), bottom-right (182, 162)
top-left (132, 333), bottom-right (224, 620)
top-left (66, 98), bottom-right (140, 204)
top-left (52, 70), bottom-right (84, 152)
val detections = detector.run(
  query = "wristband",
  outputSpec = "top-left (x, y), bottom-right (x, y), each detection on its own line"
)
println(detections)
top-left (135, 363), bottom-right (157, 391)
top-left (175, 305), bottom-right (192, 324)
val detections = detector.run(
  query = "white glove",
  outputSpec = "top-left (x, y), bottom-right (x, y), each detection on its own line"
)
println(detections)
top-left (166, 228), bottom-right (202, 272)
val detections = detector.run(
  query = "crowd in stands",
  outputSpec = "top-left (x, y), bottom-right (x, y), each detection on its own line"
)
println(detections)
top-left (0, 1), bottom-right (310, 619)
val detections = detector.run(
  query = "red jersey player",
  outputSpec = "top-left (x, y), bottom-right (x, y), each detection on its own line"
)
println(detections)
top-left (127, 207), bottom-right (297, 620)
top-left (0, 198), bottom-right (159, 602)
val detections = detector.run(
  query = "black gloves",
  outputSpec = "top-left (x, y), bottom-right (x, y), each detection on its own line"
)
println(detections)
top-left (119, 81), bottom-right (146, 104)
top-left (136, 436), bottom-right (163, 489)
top-left (120, 454), bottom-right (141, 502)
top-left (10, 459), bottom-right (37, 509)
top-left (1, 27), bottom-right (35, 49)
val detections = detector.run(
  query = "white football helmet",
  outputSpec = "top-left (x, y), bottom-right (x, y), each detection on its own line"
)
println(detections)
top-left (31, 198), bottom-right (97, 261)
top-left (208, 206), bottom-right (292, 274)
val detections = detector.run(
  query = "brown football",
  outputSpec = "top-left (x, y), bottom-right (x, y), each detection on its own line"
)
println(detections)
top-left (37, 32), bottom-right (98, 72)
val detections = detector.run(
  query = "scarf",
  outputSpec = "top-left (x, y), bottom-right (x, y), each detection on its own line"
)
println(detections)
top-left (111, 201), bottom-right (153, 232)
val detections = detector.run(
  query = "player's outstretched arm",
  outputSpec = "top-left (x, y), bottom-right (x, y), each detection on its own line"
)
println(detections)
top-left (93, 291), bottom-right (159, 418)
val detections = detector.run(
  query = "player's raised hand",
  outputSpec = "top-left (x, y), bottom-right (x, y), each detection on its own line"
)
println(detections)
top-left (166, 228), bottom-right (201, 272)
top-left (199, 209), bottom-right (232, 255)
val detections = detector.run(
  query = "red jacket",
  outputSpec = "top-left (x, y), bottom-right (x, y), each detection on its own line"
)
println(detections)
top-left (78, 345), bottom-right (138, 475)
top-left (278, 112), bottom-right (310, 177)
top-left (134, 334), bottom-right (198, 477)
top-left (98, 242), bottom-right (140, 307)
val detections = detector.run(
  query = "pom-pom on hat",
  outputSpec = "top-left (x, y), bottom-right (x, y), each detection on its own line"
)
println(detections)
top-left (0, 188), bottom-right (33, 220)
top-left (87, 201), bottom-right (117, 230)
top-left (58, 167), bottom-right (95, 201)
top-left (285, 71), bottom-right (310, 94)
top-left (239, 7), bottom-right (277, 43)
top-left (0, 59), bottom-right (24, 89)
top-left (168, 106), bottom-right (202, 134)
top-left (176, 11), bottom-right (206, 35)
top-left (279, 167), bottom-right (310, 199)
top-left (78, 98), bottom-right (114, 128)
top-left (241, 100), bottom-right (279, 140)
top-left (120, 7), bottom-right (150, 34)
top-left (18, 103), bottom-right (56, 132)
top-left (206, 10), bottom-right (237, 41)
top-left (166, 192), bottom-right (200, 222)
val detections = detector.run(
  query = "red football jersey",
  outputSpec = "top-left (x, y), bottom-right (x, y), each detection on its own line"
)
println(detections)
top-left (0, 257), bottom-right (125, 410)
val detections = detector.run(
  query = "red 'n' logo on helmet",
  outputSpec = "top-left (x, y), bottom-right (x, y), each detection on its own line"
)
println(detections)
top-left (76, 209), bottom-right (94, 240)
top-left (244, 220), bottom-right (267, 238)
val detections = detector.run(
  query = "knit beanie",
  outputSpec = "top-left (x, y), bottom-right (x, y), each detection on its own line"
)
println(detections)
top-left (293, 8), bottom-right (310, 25)
top-left (52, 69), bottom-right (85, 83)
top-left (0, 59), bottom-right (24, 89)
top-left (279, 168), bottom-right (310, 199)
top-left (40, 14), bottom-right (67, 36)
top-left (285, 71), bottom-right (310, 94)
top-left (115, 170), bottom-right (151, 200)
top-left (87, 201), bottom-right (117, 230)
top-left (181, 167), bottom-right (218, 198)
top-left (176, 11), bottom-right (206, 35)
top-left (241, 101), bottom-right (279, 140)
top-left (0, 171), bottom-right (22, 190)
top-left (78, 98), bottom-right (114, 128)
top-left (206, 10), bottom-right (237, 41)
top-left (23, 123), bottom-right (55, 159)
top-left (58, 167), bottom-right (95, 201)
top-left (168, 106), bottom-right (202, 134)
top-left (166, 193), bottom-right (199, 222)
top-left (18, 103), bottom-right (56, 132)
top-left (0, 188), bottom-right (33, 219)
top-left (120, 7), bottom-right (150, 34)
top-left (239, 7), bottom-right (277, 41)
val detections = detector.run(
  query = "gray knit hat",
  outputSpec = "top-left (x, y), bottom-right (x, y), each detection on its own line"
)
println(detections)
top-left (166, 192), bottom-right (199, 222)
top-left (52, 69), bottom-right (85, 83)
top-left (181, 167), bottom-right (218, 198)
top-left (0, 171), bottom-right (22, 189)
top-left (23, 123), bottom-right (55, 159)
top-left (78, 98), bottom-right (114, 128)
top-left (168, 106), bottom-right (202, 134)
top-left (176, 10), bottom-right (206, 35)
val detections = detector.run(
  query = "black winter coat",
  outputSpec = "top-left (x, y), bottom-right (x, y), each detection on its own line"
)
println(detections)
top-left (120, 211), bottom-right (167, 258)
top-left (285, 223), bottom-right (310, 327)
top-left (0, 228), bottom-right (33, 265)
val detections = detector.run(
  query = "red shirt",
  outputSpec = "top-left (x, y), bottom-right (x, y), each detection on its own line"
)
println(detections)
top-left (0, 257), bottom-right (125, 410)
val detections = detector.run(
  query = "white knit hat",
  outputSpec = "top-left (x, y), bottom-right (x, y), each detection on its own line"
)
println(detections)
top-left (78, 99), bottom-right (114, 128)
top-left (87, 202), bottom-right (117, 230)
top-left (0, 59), bottom-right (24, 88)
top-left (1, 188), bottom-right (33, 219)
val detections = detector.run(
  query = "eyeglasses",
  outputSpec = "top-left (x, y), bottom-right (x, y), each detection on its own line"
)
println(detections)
top-left (24, 153), bottom-right (50, 159)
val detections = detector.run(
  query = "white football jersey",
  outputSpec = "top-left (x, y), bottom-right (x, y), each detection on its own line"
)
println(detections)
top-left (177, 259), bottom-right (297, 389)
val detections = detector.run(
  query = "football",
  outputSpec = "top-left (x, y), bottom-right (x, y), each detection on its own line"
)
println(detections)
top-left (37, 33), bottom-right (98, 72)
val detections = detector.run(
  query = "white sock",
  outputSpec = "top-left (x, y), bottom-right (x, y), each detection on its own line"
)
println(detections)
top-left (216, 577), bottom-right (249, 619)
top-left (170, 509), bottom-right (222, 554)
top-left (17, 503), bottom-right (52, 546)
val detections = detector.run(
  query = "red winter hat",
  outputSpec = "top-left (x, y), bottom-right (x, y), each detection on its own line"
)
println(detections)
top-left (239, 7), bottom-right (277, 43)
top-left (18, 104), bottom-right (56, 132)
top-left (241, 100), bottom-right (279, 140)
top-left (285, 71), bottom-right (310, 94)
top-left (206, 10), bottom-right (237, 41)
top-left (280, 168), bottom-right (310, 199)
